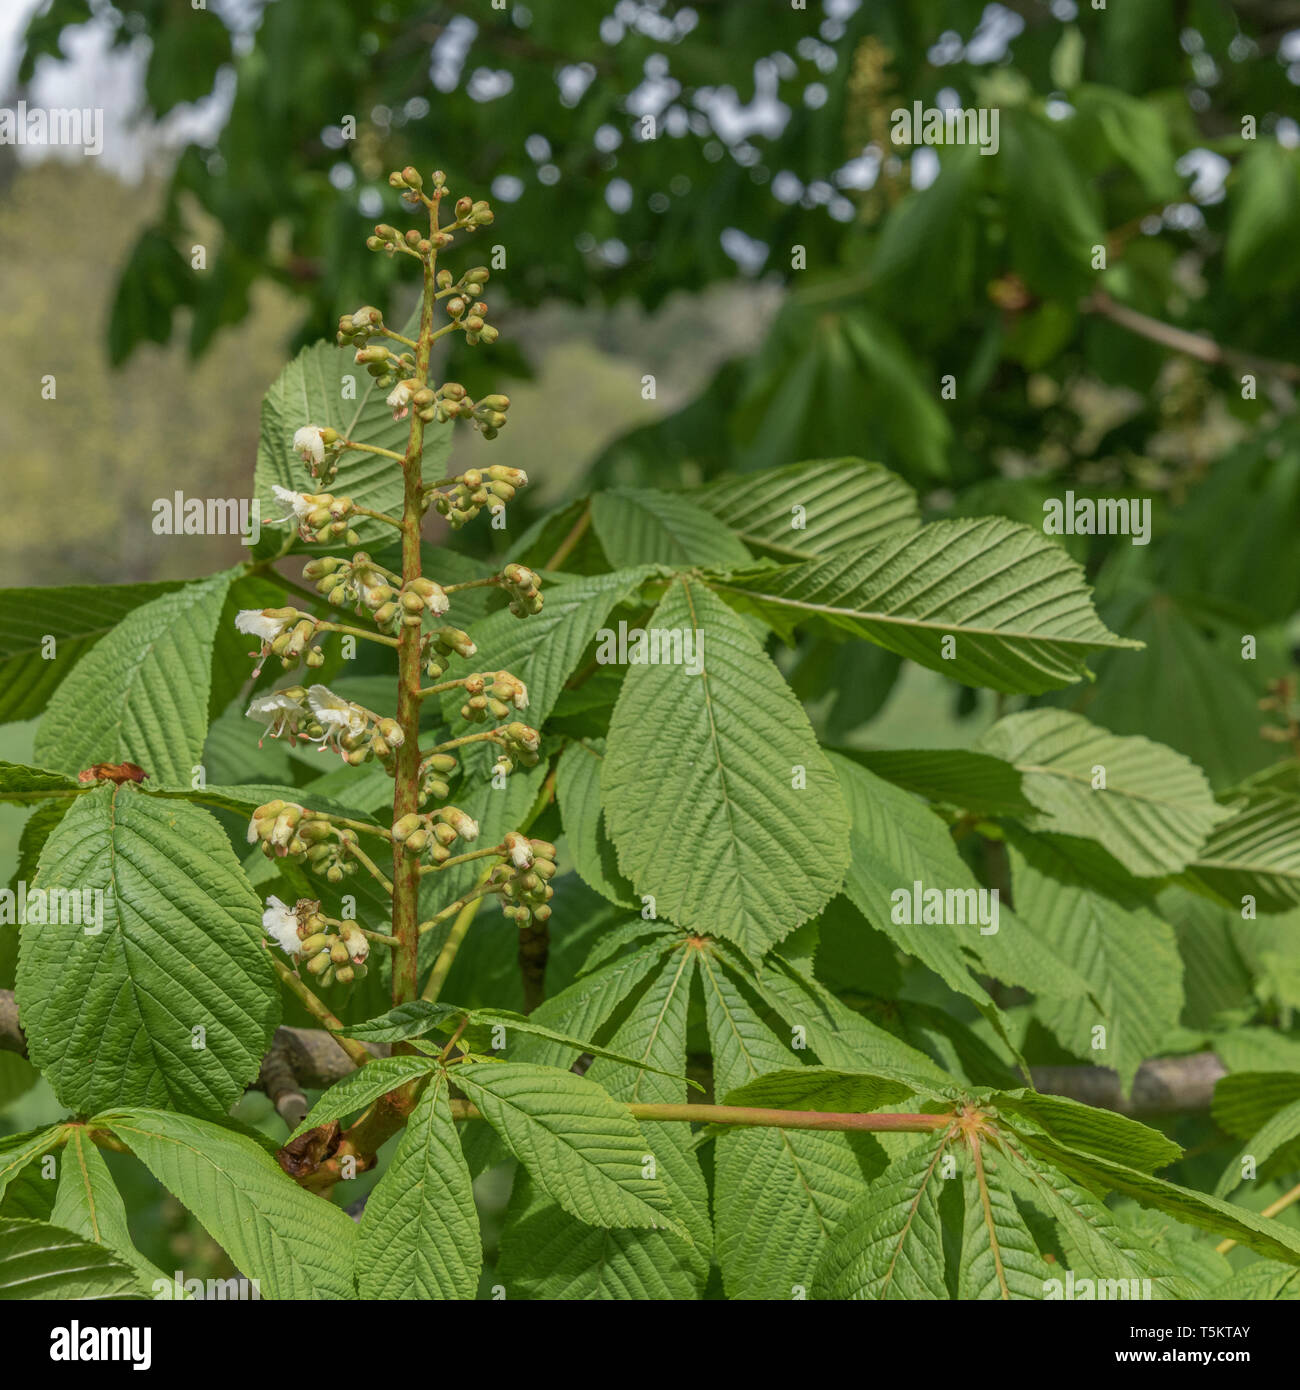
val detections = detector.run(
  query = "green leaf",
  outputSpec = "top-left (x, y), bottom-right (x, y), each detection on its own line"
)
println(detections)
top-left (816, 1141), bottom-right (953, 1299)
top-left (499, 948), bottom-right (709, 1299)
top-left (957, 1144), bottom-right (1053, 1300)
top-left (0, 1218), bottom-right (146, 1300)
top-left (440, 566), bottom-right (657, 737)
top-left (1209, 1075), bottom-right (1300, 1198)
top-left (830, 754), bottom-right (1089, 1007)
top-left (287, 1056), bottom-right (440, 1142)
top-left (693, 458), bottom-right (920, 562)
top-left (100, 1107), bottom-right (357, 1299)
top-left (356, 1070), bottom-right (481, 1300)
top-left (990, 1089), bottom-right (1183, 1173)
top-left (978, 710), bottom-right (1228, 876)
top-left (1007, 834), bottom-right (1182, 1091)
top-left (453, 1061), bottom-right (682, 1235)
top-left (33, 573), bottom-right (234, 784)
top-left (591, 488), bottom-right (751, 569)
top-left (0, 1125), bottom-right (66, 1203)
top-left (52, 1130), bottom-right (167, 1290)
top-left (603, 575), bottom-right (850, 958)
top-left (700, 952), bottom-right (875, 1298)
top-left (0, 762), bottom-right (81, 803)
top-left (1006, 1129), bottom-right (1300, 1265)
top-left (251, 316), bottom-right (449, 558)
top-left (1190, 792), bottom-right (1300, 913)
top-left (843, 746), bottom-right (1034, 817)
top-left (724, 1065), bottom-right (953, 1112)
top-left (715, 517), bottom-right (1138, 694)
top-left (16, 785), bottom-right (279, 1116)
top-left (1225, 144), bottom-right (1300, 297)
top-left (555, 739), bottom-right (636, 908)
top-left (0, 579), bottom-right (183, 725)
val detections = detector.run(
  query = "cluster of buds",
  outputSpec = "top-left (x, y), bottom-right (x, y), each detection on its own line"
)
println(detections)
top-left (246, 802), bottom-right (360, 882)
top-left (336, 304), bottom-right (384, 348)
top-left (398, 576), bottom-right (450, 628)
top-left (292, 425), bottom-right (345, 487)
top-left (489, 835), bottom-right (557, 925)
top-left (421, 625), bottom-right (477, 680)
top-left (459, 670), bottom-right (530, 724)
top-left (417, 751), bottom-right (459, 805)
top-left (431, 465), bottom-right (528, 529)
top-left (262, 896), bottom-right (370, 987)
top-left (392, 805), bottom-right (480, 865)
top-left (350, 339), bottom-right (418, 405)
top-left (270, 485), bottom-right (358, 546)
top-left (245, 686), bottom-right (403, 769)
top-left (442, 285), bottom-right (499, 348)
top-left (304, 553), bottom-right (401, 629)
top-left (501, 563), bottom-right (544, 618)
top-left (235, 608), bottom-right (324, 676)
top-left (367, 221), bottom-right (452, 259)
top-left (493, 721), bottom-right (542, 775)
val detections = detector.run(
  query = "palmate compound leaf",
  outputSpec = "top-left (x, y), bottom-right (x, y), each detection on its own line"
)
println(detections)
top-left (99, 1108), bottom-right (357, 1300)
top-left (690, 457), bottom-right (921, 561)
top-left (602, 575), bottom-right (850, 959)
top-left (452, 1061), bottom-right (684, 1236)
top-left (33, 571), bottom-right (234, 785)
top-left (712, 515), bottom-right (1140, 694)
top-left (0, 1218), bottom-right (147, 1300)
top-left (699, 949), bottom-right (879, 1298)
top-left (977, 709), bottom-right (1230, 877)
top-left (16, 784), bottom-right (279, 1117)
top-left (356, 1069), bottom-right (481, 1300)
top-left (498, 946), bottom-right (711, 1299)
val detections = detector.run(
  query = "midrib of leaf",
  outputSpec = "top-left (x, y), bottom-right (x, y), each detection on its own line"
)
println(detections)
top-left (882, 1135), bottom-right (953, 1299)
top-left (679, 577), bottom-right (743, 909)
top-left (65, 1130), bottom-right (102, 1244)
top-left (699, 952), bottom-right (834, 1237)
top-left (970, 1134), bottom-right (1010, 1300)
top-left (628, 947), bottom-right (692, 1105)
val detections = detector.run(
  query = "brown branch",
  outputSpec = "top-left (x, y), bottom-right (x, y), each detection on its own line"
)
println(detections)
top-left (1083, 289), bottom-right (1300, 388)
top-left (0, 988), bottom-right (1228, 1118)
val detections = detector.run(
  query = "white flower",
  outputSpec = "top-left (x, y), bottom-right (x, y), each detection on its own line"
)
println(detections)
top-left (245, 691), bottom-right (306, 744)
top-left (262, 896), bottom-right (302, 955)
top-left (269, 485), bottom-right (315, 527)
top-left (236, 609), bottom-right (293, 643)
top-left (306, 684), bottom-right (368, 755)
top-left (424, 582), bottom-right (449, 616)
top-left (440, 808), bottom-right (479, 842)
top-left (387, 381), bottom-right (413, 420)
top-left (504, 832), bottom-right (533, 869)
top-left (293, 426), bottom-right (326, 469)
top-left (510, 680), bottom-right (529, 710)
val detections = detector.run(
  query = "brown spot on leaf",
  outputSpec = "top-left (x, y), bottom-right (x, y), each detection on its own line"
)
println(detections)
top-left (277, 1120), bottom-right (340, 1178)
top-left (77, 762), bottom-right (149, 785)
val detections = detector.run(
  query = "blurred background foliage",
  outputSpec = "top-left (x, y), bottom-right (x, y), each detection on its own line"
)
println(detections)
top-left (2, 0), bottom-right (1300, 1288)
